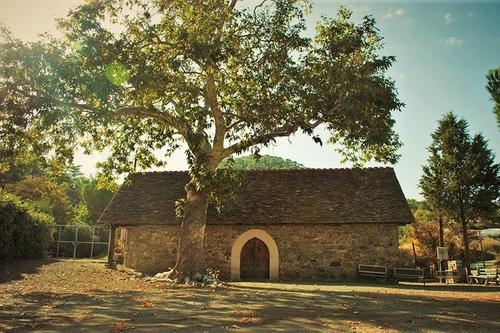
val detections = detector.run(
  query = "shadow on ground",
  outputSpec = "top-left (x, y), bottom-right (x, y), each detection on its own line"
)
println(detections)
top-left (0, 283), bottom-right (498, 332)
top-left (0, 259), bottom-right (499, 332)
top-left (0, 259), bottom-right (57, 283)
top-left (235, 280), bottom-right (500, 293)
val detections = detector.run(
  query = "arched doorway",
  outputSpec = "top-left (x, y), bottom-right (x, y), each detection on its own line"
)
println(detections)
top-left (240, 238), bottom-right (270, 280)
top-left (230, 229), bottom-right (279, 280)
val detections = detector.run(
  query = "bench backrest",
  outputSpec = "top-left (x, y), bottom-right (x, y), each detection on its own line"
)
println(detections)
top-left (477, 268), bottom-right (499, 276)
top-left (358, 264), bottom-right (387, 274)
top-left (394, 268), bottom-right (424, 277)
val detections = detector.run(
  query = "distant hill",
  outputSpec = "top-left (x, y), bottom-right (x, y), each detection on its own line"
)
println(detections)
top-left (220, 155), bottom-right (304, 170)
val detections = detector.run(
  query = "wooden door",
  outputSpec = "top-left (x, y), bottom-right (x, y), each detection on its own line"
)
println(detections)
top-left (240, 238), bottom-right (270, 280)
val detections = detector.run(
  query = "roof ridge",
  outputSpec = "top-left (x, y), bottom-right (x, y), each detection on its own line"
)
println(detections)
top-left (242, 167), bottom-right (393, 172)
top-left (130, 167), bottom-right (394, 176)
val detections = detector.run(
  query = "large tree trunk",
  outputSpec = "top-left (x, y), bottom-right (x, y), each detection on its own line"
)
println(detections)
top-left (459, 206), bottom-right (471, 274)
top-left (172, 181), bottom-right (210, 282)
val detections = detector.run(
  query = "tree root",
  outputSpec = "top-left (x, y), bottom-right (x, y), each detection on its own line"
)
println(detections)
top-left (144, 268), bottom-right (224, 287)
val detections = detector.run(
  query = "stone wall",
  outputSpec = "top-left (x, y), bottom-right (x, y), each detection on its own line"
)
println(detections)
top-left (123, 225), bottom-right (179, 273)
top-left (123, 223), bottom-right (404, 280)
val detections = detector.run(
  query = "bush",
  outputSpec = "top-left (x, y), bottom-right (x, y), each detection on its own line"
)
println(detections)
top-left (481, 237), bottom-right (500, 254)
top-left (0, 189), bottom-right (54, 259)
top-left (5, 176), bottom-right (71, 224)
top-left (410, 220), bottom-right (496, 265)
top-left (411, 220), bottom-right (466, 265)
top-left (398, 224), bottom-right (412, 244)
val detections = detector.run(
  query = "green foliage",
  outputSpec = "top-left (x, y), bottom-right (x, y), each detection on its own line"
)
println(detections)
top-left (398, 224), bottom-right (412, 243)
top-left (1, 154), bottom-right (116, 226)
top-left (0, 25), bottom-right (75, 182)
top-left (420, 113), bottom-right (500, 269)
top-left (0, 189), bottom-right (54, 259)
top-left (486, 67), bottom-right (500, 127)
top-left (407, 198), bottom-right (435, 223)
top-left (0, 0), bottom-right (403, 192)
top-left (220, 155), bottom-right (304, 170)
top-left (78, 177), bottom-right (117, 224)
top-left (420, 113), bottom-right (499, 226)
top-left (5, 175), bottom-right (71, 224)
top-left (209, 160), bottom-right (245, 213)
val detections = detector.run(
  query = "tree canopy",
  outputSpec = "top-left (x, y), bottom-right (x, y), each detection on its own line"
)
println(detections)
top-left (78, 177), bottom-right (117, 224)
top-left (420, 112), bottom-right (499, 271)
top-left (407, 199), bottom-right (435, 224)
top-left (5, 175), bottom-right (71, 225)
top-left (486, 67), bottom-right (500, 128)
top-left (0, 0), bottom-right (405, 278)
top-left (0, 1), bottom-right (402, 182)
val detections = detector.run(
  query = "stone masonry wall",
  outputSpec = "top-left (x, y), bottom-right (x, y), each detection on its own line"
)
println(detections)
top-left (124, 223), bottom-right (403, 280)
top-left (123, 225), bottom-right (179, 273)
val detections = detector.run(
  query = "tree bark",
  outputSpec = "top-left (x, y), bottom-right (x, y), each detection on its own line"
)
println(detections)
top-left (172, 181), bottom-right (210, 281)
top-left (459, 205), bottom-right (471, 274)
top-left (438, 216), bottom-right (444, 248)
top-left (438, 216), bottom-right (445, 279)
top-left (107, 224), bottom-right (116, 269)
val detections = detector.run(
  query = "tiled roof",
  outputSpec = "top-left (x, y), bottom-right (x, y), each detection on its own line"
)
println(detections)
top-left (99, 168), bottom-right (414, 226)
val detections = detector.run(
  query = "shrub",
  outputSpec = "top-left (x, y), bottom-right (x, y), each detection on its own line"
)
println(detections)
top-left (398, 224), bottom-right (412, 244)
top-left (481, 237), bottom-right (500, 253)
top-left (0, 189), bottom-right (54, 259)
top-left (411, 220), bottom-right (494, 265)
top-left (5, 176), bottom-right (71, 224)
top-left (411, 221), bottom-right (440, 262)
top-left (411, 220), bottom-right (467, 264)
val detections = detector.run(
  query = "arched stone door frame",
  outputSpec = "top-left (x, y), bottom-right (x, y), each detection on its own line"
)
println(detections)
top-left (230, 229), bottom-right (279, 280)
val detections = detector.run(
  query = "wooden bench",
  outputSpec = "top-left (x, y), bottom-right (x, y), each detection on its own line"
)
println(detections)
top-left (358, 264), bottom-right (388, 283)
top-left (469, 268), bottom-right (499, 285)
top-left (394, 267), bottom-right (425, 284)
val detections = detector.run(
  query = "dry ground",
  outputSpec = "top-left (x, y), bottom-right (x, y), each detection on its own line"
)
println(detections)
top-left (0, 259), bottom-right (499, 332)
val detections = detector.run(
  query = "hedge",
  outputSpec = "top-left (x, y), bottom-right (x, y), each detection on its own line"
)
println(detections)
top-left (0, 189), bottom-right (54, 259)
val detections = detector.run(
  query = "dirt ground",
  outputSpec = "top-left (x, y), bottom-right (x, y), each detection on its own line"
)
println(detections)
top-left (0, 259), bottom-right (499, 332)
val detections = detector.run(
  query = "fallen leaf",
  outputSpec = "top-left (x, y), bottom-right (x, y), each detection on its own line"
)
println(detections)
top-left (143, 301), bottom-right (155, 308)
top-left (73, 314), bottom-right (93, 322)
top-left (240, 317), bottom-right (262, 324)
top-left (111, 321), bottom-right (125, 332)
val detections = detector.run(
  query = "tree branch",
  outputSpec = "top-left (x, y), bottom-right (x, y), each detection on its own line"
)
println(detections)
top-left (225, 125), bottom-right (295, 155)
top-left (117, 107), bottom-right (185, 134)
top-left (229, 0), bottom-right (238, 12)
top-left (206, 69), bottom-right (226, 151)
top-left (225, 119), bottom-right (322, 155)
top-left (253, 0), bottom-right (268, 16)
top-left (18, 87), bottom-right (189, 137)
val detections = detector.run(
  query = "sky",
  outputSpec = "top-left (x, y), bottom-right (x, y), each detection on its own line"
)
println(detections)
top-left (1, 0), bottom-right (499, 199)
